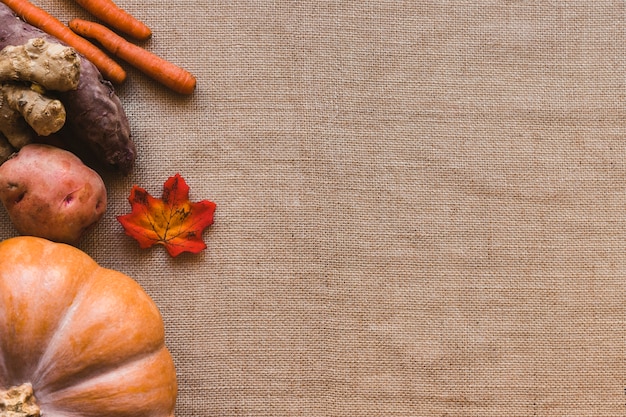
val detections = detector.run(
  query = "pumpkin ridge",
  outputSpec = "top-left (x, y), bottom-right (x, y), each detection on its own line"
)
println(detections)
top-left (36, 340), bottom-right (169, 398)
top-left (0, 237), bottom-right (177, 417)
top-left (0, 237), bottom-right (96, 386)
top-left (30, 271), bottom-right (96, 394)
top-left (31, 266), bottom-right (169, 400)
top-left (39, 346), bottom-right (176, 416)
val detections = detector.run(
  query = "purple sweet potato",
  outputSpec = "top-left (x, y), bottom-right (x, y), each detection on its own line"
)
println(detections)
top-left (0, 3), bottom-right (136, 174)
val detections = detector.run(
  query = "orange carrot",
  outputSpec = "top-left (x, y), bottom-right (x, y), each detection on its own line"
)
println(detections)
top-left (69, 18), bottom-right (196, 95)
top-left (0, 0), bottom-right (126, 83)
top-left (73, 0), bottom-right (151, 40)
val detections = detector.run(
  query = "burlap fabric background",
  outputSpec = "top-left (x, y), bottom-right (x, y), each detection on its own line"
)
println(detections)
top-left (1, 0), bottom-right (625, 415)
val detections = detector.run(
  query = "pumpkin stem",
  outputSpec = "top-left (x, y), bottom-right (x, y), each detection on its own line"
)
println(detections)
top-left (0, 383), bottom-right (40, 417)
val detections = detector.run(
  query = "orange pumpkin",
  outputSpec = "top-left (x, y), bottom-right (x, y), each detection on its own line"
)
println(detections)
top-left (0, 236), bottom-right (177, 416)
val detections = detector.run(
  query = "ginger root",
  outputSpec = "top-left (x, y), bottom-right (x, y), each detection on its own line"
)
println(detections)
top-left (0, 39), bottom-right (74, 158)
top-left (0, 84), bottom-right (66, 152)
top-left (2, 84), bottom-right (65, 136)
top-left (0, 38), bottom-right (80, 92)
top-left (0, 94), bottom-right (33, 151)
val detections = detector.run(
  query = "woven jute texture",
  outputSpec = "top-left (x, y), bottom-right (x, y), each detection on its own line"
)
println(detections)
top-left (2, 1), bottom-right (625, 415)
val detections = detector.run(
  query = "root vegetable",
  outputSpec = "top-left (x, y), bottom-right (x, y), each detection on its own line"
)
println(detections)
top-left (73, 0), bottom-right (152, 40)
top-left (69, 19), bottom-right (196, 95)
top-left (57, 60), bottom-right (134, 173)
top-left (0, 38), bottom-right (80, 91)
top-left (0, 39), bottom-right (71, 152)
top-left (0, 143), bottom-right (107, 245)
top-left (0, 0), bottom-right (126, 84)
top-left (0, 95), bottom-right (33, 149)
top-left (2, 83), bottom-right (66, 136)
top-left (0, 84), bottom-right (67, 159)
top-left (0, 3), bottom-right (136, 174)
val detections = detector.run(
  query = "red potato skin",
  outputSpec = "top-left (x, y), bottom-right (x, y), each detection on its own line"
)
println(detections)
top-left (0, 144), bottom-right (107, 245)
top-left (0, 3), bottom-right (136, 174)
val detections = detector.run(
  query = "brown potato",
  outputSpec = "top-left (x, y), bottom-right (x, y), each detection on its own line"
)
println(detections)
top-left (0, 144), bottom-right (107, 245)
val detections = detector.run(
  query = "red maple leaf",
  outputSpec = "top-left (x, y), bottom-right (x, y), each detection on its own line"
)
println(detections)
top-left (117, 174), bottom-right (216, 257)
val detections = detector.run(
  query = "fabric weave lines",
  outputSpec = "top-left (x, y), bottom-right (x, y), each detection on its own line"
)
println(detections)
top-left (2, 1), bottom-right (624, 415)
